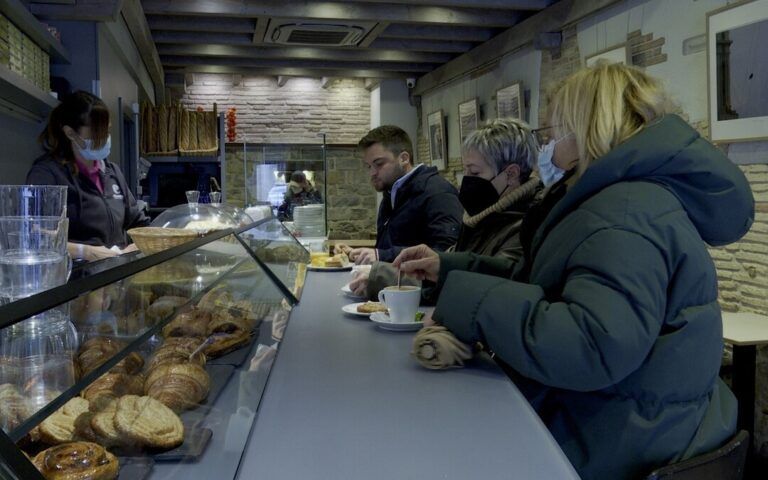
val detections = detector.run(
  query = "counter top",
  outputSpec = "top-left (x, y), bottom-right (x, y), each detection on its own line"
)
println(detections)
top-left (236, 271), bottom-right (578, 479)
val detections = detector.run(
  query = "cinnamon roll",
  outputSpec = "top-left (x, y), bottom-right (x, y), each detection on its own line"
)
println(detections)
top-left (33, 441), bottom-right (118, 480)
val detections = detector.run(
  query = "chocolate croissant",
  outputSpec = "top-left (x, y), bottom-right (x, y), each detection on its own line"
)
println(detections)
top-left (144, 363), bottom-right (210, 412)
top-left (33, 441), bottom-right (118, 480)
top-left (207, 310), bottom-right (250, 335)
top-left (162, 308), bottom-right (211, 338)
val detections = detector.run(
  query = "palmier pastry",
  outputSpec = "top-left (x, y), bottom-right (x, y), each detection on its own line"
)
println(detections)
top-left (39, 397), bottom-right (90, 445)
top-left (0, 383), bottom-right (30, 433)
top-left (204, 330), bottom-right (252, 358)
top-left (89, 401), bottom-right (127, 448)
top-left (162, 308), bottom-right (211, 338)
top-left (33, 441), bottom-right (118, 480)
top-left (81, 373), bottom-right (144, 407)
top-left (147, 337), bottom-right (206, 370)
top-left (114, 395), bottom-right (184, 449)
top-left (144, 363), bottom-right (210, 411)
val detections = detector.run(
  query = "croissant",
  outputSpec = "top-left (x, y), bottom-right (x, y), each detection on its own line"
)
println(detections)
top-left (144, 363), bottom-right (210, 411)
top-left (33, 442), bottom-right (118, 480)
top-left (78, 338), bottom-right (144, 377)
top-left (162, 308), bottom-right (211, 338)
top-left (147, 337), bottom-right (206, 370)
top-left (81, 373), bottom-right (144, 407)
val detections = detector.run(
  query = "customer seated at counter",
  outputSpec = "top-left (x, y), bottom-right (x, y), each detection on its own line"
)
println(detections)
top-left (350, 118), bottom-right (541, 300)
top-left (395, 63), bottom-right (754, 479)
top-left (277, 171), bottom-right (322, 221)
top-left (337, 125), bottom-right (462, 264)
top-left (27, 91), bottom-right (149, 262)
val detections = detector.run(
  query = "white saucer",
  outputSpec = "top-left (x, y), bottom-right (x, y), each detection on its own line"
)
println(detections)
top-left (341, 283), bottom-right (366, 300)
top-left (307, 263), bottom-right (353, 272)
top-left (341, 302), bottom-right (374, 317)
top-left (370, 312), bottom-right (424, 332)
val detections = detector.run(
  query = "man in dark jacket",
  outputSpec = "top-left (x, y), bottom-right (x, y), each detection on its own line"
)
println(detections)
top-left (346, 125), bottom-right (462, 264)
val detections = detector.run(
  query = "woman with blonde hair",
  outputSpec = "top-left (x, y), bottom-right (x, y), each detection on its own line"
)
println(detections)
top-left (394, 63), bottom-right (754, 479)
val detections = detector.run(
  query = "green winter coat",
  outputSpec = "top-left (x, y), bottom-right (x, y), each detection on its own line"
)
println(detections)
top-left (432, 115), bottom-right (754, 480)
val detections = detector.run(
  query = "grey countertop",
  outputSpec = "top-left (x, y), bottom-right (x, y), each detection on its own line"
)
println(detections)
top-left (236, 270), bottom-right (579, 480)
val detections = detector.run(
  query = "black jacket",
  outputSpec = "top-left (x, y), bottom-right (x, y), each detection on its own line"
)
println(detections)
top-left (376, 165), bottom-right (462, 262)
top-left (26, 154), bottom-right (150, 248)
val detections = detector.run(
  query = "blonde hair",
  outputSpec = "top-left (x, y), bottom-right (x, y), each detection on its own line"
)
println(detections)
top-left (549, 62), bottom-right (671, 174)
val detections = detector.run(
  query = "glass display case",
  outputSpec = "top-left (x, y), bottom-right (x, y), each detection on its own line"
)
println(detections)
top-left (0, 219), bottom-right (309, 479)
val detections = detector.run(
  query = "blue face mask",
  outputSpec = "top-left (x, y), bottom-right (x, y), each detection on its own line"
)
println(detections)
top-left (537, 139), bottom-right (565, 187)
top-left (77, 135), bottom-right (111, 162)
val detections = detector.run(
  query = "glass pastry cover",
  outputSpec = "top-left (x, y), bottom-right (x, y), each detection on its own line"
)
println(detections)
top-left (209, 192), bottom-right (254, 228)
top-left (151, 191), bottom-right (238, 233)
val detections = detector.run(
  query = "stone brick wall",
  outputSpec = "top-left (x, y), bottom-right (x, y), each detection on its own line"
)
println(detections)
top-left (179, 75), bottom-right (377, 240)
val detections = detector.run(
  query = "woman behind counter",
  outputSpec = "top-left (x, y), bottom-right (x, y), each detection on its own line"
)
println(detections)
top-left (395, 63), bottom-right (754, 479)
top-left (27, 91), bottom-right (149, 262)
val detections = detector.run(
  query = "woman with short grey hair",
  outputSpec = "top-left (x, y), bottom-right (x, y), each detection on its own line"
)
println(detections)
top-left (351, 117), bottom-right (541, 300)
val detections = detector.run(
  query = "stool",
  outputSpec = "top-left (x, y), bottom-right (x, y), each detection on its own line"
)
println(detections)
top-left (645, 430), bottom-right (749, 480)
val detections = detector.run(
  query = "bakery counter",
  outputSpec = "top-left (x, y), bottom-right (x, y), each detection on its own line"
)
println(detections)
top-left (235, 271), bottom-right (579, 480)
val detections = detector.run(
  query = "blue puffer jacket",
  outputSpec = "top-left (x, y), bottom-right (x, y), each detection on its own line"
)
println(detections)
top-left (433, 115), bottom-right (754, 479)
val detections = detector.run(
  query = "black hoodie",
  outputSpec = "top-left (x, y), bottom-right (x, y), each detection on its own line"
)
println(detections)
top-left (26, 154), bottom-right (150, 248)
top-left (376, 165), bottom-right (462, 262)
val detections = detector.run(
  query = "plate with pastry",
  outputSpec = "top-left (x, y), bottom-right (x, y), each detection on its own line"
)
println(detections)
top-left (341, 283), bottom-right (366, 300)
top-left (370, 311), bottom-right (425, 332)
top-left (307, 253), bottom-right (352, 271)
top-left (342, 301), bottom-right (388, 317)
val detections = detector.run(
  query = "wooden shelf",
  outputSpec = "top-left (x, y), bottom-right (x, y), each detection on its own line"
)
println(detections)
top-left (0, 0), bottom-right (70, 64)
top-left (0, 63), bottom-right (57, 121)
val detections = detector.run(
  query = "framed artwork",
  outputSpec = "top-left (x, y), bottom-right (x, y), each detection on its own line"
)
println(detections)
top-left (584, 43), bottom-right (628, 67)
top-left (496, 82), bottom-right (523, 120)
top-left (427, 110), bottom-right (447, 171)
top-left (707, 0), bottom-right (768, 142)
top-left (458, 98), bottom-right (479, 143)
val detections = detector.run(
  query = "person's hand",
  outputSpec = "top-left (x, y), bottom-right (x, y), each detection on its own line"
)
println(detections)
top-left (84, 245), bottom-right (119, 261)
top-left (348, 270), bottom-right (370, 297)
top-left (121, 243), bottom-right (139, 254)
top-left (333, 243), bottom-right (352, 255)
top-left (393, 244), bottom-right (440, 282)
top-left (421, 310), bottom-right (436, 327)
top-left (350, 247), bottom-right (377, 265)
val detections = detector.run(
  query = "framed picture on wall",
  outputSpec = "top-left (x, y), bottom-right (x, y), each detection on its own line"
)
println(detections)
top-left (584, 43), bottom-right (628, 67)
top-left (427, 110), bottom-right (447, 171)
top-left (496, 83), bottom-right (523, 120)
top-left (458, 98), bottom-right (479, 143)
top-left (707, 0), bottom-right (768, 142)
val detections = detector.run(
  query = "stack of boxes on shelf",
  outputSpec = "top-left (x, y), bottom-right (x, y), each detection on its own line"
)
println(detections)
top-left (0, 13), bottom-right (50, 91)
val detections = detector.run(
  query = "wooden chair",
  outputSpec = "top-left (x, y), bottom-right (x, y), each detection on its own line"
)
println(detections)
top-left (646, 430), bottom-right (749, 480)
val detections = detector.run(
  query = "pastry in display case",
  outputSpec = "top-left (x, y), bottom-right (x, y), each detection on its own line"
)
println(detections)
top-left (0, 221), bottom-right (305, 479)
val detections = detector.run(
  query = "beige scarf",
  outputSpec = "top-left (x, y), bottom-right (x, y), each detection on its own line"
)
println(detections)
top-left (412, 326), bottom-right (474, 370)
top-left (462, 173), bottom-right (540, 228)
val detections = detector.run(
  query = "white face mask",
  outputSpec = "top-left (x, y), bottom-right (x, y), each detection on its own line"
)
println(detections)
top-left (537, 139), bottom-right (565, 187)
top-left (76, 135), bottom-right (111, 162)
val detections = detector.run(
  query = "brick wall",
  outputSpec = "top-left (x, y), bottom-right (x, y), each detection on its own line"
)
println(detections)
top-left (180, 75), bottom-right (377, 240)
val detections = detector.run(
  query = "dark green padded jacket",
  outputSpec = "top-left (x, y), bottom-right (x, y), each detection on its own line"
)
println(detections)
top-left (432, 115), bottom-right (754, 480)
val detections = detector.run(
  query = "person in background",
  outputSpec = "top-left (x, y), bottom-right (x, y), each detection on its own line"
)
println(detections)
top-left (27, 91), bottom-right (149, 262)
top-left (336, 125), bottom-right (462, 264)
top-left (394, 63), bottom-right (753, 479)
top-left (278, 171), bottom-right (322, 221)
top-left (350, 118), bottom-right (541, 300)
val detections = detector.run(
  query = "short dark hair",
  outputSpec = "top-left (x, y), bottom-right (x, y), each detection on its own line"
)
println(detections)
top-left (358, 125), bottom-right (413, 164)
top-left (290, 171), bottom-right (306, 183)
top-left (39, 91), bottom-right (110, 164)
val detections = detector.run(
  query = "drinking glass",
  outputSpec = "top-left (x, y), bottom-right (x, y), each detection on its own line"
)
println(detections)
top-left (0, 185), bottom-right (67, 217)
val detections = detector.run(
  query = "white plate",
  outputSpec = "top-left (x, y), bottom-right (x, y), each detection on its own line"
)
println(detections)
top-left (307, 263), bottom-right (353, 272)
top-left (370, 312), bottom-right (424, 332)
top-left (341, 302), bottom-right (378, 317)
top-left (341, 283), bottom-right (366, 300)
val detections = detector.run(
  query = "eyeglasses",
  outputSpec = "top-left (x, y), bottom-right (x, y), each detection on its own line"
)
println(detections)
top-left (531, 125), bottom-right (561, 146)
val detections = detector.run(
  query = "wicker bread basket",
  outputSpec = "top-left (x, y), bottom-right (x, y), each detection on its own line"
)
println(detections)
top-left (127, 227), bottom-right (199, 254)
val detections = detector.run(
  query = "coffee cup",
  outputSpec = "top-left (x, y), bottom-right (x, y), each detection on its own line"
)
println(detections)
top-left (377, 286), bottom-right (421, 323)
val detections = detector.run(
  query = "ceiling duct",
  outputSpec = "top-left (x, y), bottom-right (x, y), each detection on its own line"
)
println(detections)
top-left (265, 20), bottom-right (376, 46)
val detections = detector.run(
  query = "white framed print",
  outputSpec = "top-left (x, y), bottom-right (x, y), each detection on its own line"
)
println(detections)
top-left (496, 82), bottom-right (523, 120)
top-left (584, 43), bottom-right (628, 67)
top-left (427, 110), bottom-right (447, 171)
top-left (707, 0), bottom-right (768, 143)
top-left (458, 98), bottom-right (479, 143)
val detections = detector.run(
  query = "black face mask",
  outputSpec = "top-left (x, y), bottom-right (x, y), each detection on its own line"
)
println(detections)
top-left (459, 175), bottom-right (501, 216)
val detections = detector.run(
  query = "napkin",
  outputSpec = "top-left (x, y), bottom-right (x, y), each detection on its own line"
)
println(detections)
top-left (412, 326), bottom-right (473, 370)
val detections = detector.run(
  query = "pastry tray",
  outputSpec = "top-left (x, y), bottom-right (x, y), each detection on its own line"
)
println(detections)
top-left (207, 336), bottom-right (257, 367)
top-left (152, 426), bottom-right (213, 462)
top-left (118, 457), bottom-right (154, 480)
